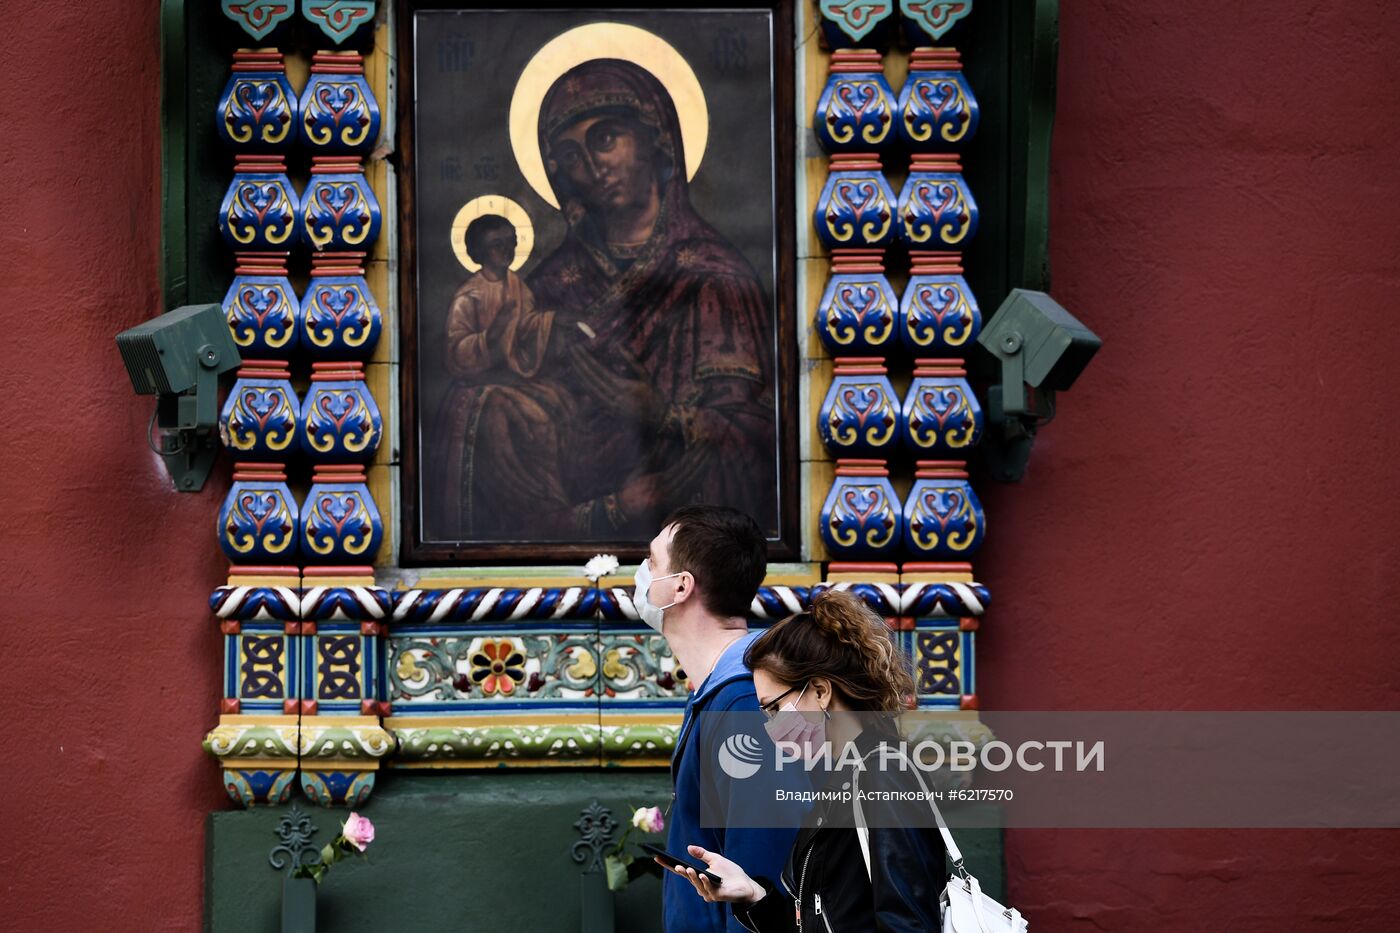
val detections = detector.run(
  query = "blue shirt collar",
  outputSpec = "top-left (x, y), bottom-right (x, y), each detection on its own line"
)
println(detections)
top-left (690, 630), bottom-right (759, 703)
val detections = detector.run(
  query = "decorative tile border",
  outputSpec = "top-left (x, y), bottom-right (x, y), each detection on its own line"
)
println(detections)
top-left (213, 580), bottom-right (990, 623)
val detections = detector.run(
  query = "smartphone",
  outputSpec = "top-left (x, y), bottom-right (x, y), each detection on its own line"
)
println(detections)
top-left (641, 842), bottom-right (724, 886)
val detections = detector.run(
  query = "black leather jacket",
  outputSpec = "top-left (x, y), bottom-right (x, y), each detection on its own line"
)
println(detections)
top-left (734, 729), bottom-right (947, 933)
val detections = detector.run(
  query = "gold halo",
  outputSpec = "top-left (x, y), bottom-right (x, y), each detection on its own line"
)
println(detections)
top-left (508, 23), bottom-right (709, 209)
top-left (450, 196), bottom-right (535, 272)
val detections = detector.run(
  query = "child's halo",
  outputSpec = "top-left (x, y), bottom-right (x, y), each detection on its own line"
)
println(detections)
top-left (451, 195), bottom-right (534, 273)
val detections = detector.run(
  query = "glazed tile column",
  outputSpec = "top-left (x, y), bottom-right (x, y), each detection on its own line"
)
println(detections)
top-left (294, 46), bottom-right (392, 808)
top-left (206, 44), bottom-right (304, 807)
top-left (204, 6), bottom-right (391, 808)
top-left (810, 0), bottom-right (989, 718)
top-left (811, 23), bottom-right (904, 600)
top-left (896, 4), bottom-right (985, 715)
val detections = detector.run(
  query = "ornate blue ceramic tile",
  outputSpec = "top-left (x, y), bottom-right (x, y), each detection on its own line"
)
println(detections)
top-left (815, 155), bottom-right (897, 250)
top-left (816, 252), bottom-right (899, 355)
top-left (300, 362), bottom-right (382, 462)
top-left (818, 358), bottom-right (903, 459)
top-left (219, 362), bottom-right (300, 458)
top-left (902, 360), bottom-right (983, 456)
top-left (815, 53), bottom-right (896, 154)
top-left (300, 467), bottom-right (382, 564)
top-left (902, 461), bottom-right (985, 559)
top-left (820, 460), bottom-right (902, 560)
top-left (224, 262), bottom-right (299, 358)
top-left (300, 70), bottom-right (380, 155)
top-left (899, 255), bottom-right (980, 355)
top-left (897, 50), bottom-right (978, 150)
top-left (218, 463), bottom-right (299, 564)
top-left (301, 162), bottom-right (381, 252)
top-left (216, 58), bottom-right (296, 153)
top-left (299, 262), bottom-right (382, 360)
top-left (220, 157), bottom-right (300, 251)
top-left (898, 155), bottom-right (978, 249)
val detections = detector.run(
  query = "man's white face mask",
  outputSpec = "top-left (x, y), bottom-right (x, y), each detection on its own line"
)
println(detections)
top-left (633, 558), bottom-right (682, 633)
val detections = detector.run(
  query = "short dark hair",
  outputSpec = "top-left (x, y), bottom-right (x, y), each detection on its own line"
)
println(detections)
top-left (464, 214), bottom-right (515, 266)
top-left (661, 505), bottom-right (767, 619)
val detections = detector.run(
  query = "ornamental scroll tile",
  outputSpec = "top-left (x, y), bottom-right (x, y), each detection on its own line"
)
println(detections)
top-left (220, 361), bottom-right (300, 459)
top-left (899, 253), bottom-right (981, 356)
top-left (389, 629), bottom-right (599, 708)
top-left (299, 254), bottom-right (382, 360)
top-left (300, 465), bottom-right (383, 563)
top-left (299, 64), bottom-right (380, 155)
top-left (818, 357), bottom-right (904, 459)
top-left (900, 0), bottom-right (973, 45)
top-left (302, 1), bottom-right (377, 47)
top-left (897, 48), bottom-right (978, 151)
top-left (820, 459), bottom-right (903, 561)
top-left (216, 54), bottom-right (297, 153)
top-left (897, 154), bottom-right (978, 249)
top-left (818, 0), bottom-right (896, 51)
top-left (902, 460), bottom-right (986, 560)
top-left (902, 360), bottom-right (984, 456)
top-left (815, 154), bottom-right (897, 250)
top-left (220, 156), bottom-right (300, 251)
top-left (816, 251), bottom-right (899, 356)
top-left (299, 363), bottom-right (382, 465)
top-left (300, 158), bottom-right (381, 252)
top-left (815, 51), bottom-right (896, 155)
top-left (218, 463), bottom-right (299, 564)
top-left (224, 254), bottom-right (299, 359)
top-left (222, 0), bottom-right (296, 43)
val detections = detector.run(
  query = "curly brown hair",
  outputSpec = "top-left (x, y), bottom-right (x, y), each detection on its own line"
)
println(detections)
top-left (744, 588), bottom-right (916, 714)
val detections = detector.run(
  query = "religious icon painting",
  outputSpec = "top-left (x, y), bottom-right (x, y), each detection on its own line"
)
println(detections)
top-left (400, 4), bottom-right (799, 562)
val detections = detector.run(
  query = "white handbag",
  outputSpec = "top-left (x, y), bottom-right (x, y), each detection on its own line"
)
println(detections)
top-left (852, 748), bottom-right (1028, 933)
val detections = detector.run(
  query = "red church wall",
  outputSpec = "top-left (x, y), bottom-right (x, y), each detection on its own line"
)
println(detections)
top-left (0, 1), bottom-right (1395, 930)
top-left (0, 3), bottom-right (231, 931)
top-left (979, 1), bottom-right (1400, 928)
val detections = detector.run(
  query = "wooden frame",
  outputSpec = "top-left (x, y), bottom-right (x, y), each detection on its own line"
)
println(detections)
top-left (396, 0), bottom-right (800, 565)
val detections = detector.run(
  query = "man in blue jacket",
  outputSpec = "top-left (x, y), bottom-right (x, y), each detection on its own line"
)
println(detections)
top-left (635, 506), bottom-right (797, 933)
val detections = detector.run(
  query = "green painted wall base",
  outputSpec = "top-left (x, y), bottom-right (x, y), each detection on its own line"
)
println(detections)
top-left (205, 770), bottom-right (1006, 932)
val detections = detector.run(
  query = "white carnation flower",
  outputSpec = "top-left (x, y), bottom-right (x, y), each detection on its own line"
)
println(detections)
top-left (583, 553), bottom-right (620, 582)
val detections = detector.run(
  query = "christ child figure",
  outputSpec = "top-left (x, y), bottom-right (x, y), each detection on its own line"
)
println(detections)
top-left (444, 213), bottom-right (554, 382)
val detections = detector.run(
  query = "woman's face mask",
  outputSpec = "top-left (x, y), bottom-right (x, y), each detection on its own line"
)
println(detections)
top-left (633, 558), bottom-right (681, 633)
top-left (763, 681), bottom-right (827, 762)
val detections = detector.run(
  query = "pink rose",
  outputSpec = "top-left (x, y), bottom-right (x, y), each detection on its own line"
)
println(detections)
top-left (341, 812), bottom-right (375, 852)
top-left (631, 806), bottom-right (664, 834)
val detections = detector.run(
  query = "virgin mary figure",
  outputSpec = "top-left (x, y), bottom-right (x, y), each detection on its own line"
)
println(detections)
top-left (430, 58), bottom-right (777, 542)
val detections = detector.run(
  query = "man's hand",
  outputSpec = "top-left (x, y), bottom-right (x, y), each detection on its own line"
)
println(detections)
top-left (660, 845), bottom-right (766, 907)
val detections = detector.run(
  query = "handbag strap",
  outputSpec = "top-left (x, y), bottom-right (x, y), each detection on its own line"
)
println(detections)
top-left (852, 745), bottom-right (966, 879)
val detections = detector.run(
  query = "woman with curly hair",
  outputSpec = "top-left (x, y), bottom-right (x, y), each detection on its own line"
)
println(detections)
top-left (664, 588), bottom-right (948, 932)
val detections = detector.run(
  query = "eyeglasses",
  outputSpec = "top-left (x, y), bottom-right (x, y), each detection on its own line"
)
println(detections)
top-left (759, 684), bottom-right (801, 720)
